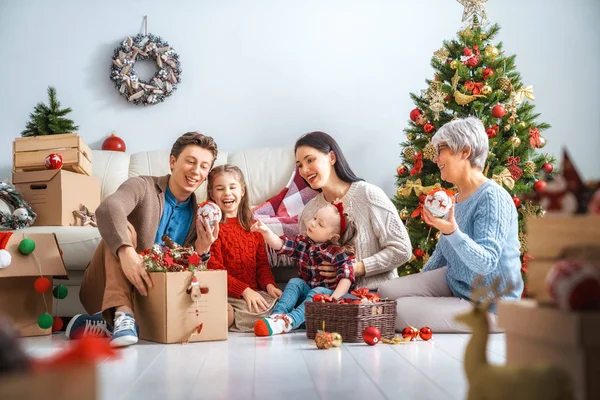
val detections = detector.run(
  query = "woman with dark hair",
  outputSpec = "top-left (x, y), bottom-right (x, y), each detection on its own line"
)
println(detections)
top-left (295, 131), bottom-right (412, 291)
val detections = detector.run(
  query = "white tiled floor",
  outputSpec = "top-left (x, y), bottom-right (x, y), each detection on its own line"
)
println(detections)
top-left (18, 331), bottom-right (507, 400)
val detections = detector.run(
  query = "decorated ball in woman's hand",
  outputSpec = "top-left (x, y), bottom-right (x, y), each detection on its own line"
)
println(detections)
top-left (425, 190), bottom-right (453, 218)
top-left (197, 201), bottom-right (222, 226)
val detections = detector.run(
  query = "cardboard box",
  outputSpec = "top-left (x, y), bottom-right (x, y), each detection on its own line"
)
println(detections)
top-left (526, 216), bottom-right (600, 303)
top-left (0, 233), bottom-right (68, 337)
top-left (498, 300), bottom-right (600, 400)
top-left (0, 363), bottom-right (97, 400)
top-left (134, 270), bottom-right (228, 344)
top-left (13, 133), bottom-right (93, 176)
top-left (13, 169), bottom-right (100, 227)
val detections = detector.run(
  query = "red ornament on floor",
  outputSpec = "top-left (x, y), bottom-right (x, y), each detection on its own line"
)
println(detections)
top-left (402, 326), bottom-right (419, 341)
top-left (44, 153), bottom-right (63, 170)
top-left (419, 326), bottom-right (433, 341)
top-left (362, 326), bottom-right (381, 346)
top-left (34, 277), bottom-right (52, 293)
top-left (102, 133), bottom-right (126, 152)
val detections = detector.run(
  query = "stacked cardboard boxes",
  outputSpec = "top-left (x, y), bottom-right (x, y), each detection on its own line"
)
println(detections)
top-left (498, 215), bottom-right (600, 400)
top-left (12, 133), bottom-right (100, 227)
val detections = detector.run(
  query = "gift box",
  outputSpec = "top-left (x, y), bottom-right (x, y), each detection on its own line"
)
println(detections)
top-left (0, 363), bottom-right (97, 400)
top-left (526, 215), bottom-right (600, 304)
top-left (13, 133), bottom-right (92, 176)
top-left (498, 300), bottom-right (600, 400)
top-left (134, 270), bottom-right (228, 344)
top-left (0, 233), bottom-right (67, 337)
top-left (12, 169), bottom-right (100, 227)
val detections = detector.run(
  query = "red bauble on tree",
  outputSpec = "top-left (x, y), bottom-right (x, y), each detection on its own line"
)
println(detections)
top-left (512, 197), bottom-right (521, 208)
top-left (409, 108), bottom-right (422, 122)
top-left (397, 165), bottom-right (407, 175)
top-left (542, 162), bottom-right (553, 173)
top-left (102, 133), bottom-right (126, 152)
top-left (486, 127), bottom-right (497, 139)
top-left (492, 104), bottom-right (507, 118)
top-left (44, 153), bottom-right (63, 170)
top-left (414, 248), bottom-right (425, 259)
top-left (533, 180), bottom-right (547, 193)
top-left (423, 123), bottom-right (435, 133)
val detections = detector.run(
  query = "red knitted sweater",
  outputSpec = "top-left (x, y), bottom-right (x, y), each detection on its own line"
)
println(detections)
top-left (207, 218), bottom-right (276, 298)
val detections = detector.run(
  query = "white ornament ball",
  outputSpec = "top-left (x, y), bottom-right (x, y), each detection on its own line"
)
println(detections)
top-left (546, 259), bottom-right (600, 311)
top-left (197, 201), bottom-right (222, 227)
top-left (424, 190), bottom-right (453, 218)
top-left (0, 249), bottom-right (11, 269)
top-left (12, 207), bottom-right (28, 221)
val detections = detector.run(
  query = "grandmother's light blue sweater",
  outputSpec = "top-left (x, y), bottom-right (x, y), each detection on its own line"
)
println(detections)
top-left (422, 180), bottom-right (524, 307)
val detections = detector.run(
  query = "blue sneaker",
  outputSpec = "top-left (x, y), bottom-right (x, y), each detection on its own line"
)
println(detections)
top-left (65, 312), bottom-right (112, 340)
top-left (110, 312), bottom-right (139, 347)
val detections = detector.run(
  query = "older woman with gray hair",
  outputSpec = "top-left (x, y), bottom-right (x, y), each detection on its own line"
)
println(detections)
top-left (378, 117), bottom-right (523, 332)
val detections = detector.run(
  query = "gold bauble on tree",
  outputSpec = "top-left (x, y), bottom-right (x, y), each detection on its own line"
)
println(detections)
top-left (423, 142), bottom-right (437, 160)
top-left (518, 121), bottom-right (528, 130)
top-left (484, 45), bottom-right (499, 59)
top-left (509, 135), bottom-right (522, 148)
top-left (403, 147), bottom-right (415, 160)
top-left (481, 85), bottom-right (492, 95)
top-left (399, 208), bottom-right (410, 220)
top-left (416, 114), bottom-right (428, 127)
top-left (504, 124), bottom-right (511, 132)
top-left (538, 136), bottom-right (546, 148)
top-left (450, 60), bottom-right (460, 70)
top-left (435, 231), bottom-right (441, 240)
top-left (406, 132), bottom-right (416, 141)
top-left (523, 161), bottom-right (536, 175)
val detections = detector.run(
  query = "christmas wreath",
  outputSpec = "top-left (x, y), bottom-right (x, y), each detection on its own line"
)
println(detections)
top-left (0, 182), bottom-right (37, 230)
top-left (110, 34), bottom-right (181, 105)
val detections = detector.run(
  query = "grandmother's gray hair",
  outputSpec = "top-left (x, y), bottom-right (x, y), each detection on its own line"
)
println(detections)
top-left (431, 117), bottom-right (489, 170)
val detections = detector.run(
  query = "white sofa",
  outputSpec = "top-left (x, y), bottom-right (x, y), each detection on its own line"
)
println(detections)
top-left (7, 147), bottom-right (297, 316)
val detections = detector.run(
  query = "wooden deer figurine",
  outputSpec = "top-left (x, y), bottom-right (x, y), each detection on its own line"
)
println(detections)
top-left (455, 276), bottom-right (574, 400)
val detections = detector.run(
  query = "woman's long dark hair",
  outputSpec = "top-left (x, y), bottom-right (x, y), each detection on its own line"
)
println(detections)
top-left (294, 131), bottom-right (363, 184)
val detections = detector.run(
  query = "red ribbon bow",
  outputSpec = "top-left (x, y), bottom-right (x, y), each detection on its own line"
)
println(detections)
top-left (332, 201), bottom-right (347, 235)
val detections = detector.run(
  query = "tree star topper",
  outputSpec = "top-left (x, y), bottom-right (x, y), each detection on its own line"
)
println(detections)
top-left (457, 0), bottom-right (488, 26)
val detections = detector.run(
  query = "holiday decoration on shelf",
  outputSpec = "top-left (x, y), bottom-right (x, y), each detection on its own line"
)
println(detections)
top-left (546, 259), bottom-right (600, 311)
top-left (110, 17), bottom-right (181, 106)
top-left (457, 275), bottom-right (573, 400)
top-left (362, 326), bottom-right (381, 346)
top-left (393, 2), bottom-right (556, 277)
top-left (140, 234), bottom-right (206, 272)
top-left (0, 232), bottom-right (12, 269)
top-left (102, 132), bottom-right (126, 152)
top-left (44, 153), bottom-right (63, 170)
top-left (197, 200), bottom-right (223, 227)
top-left (0, 182), bottom-right (37, 230)
top-left (20, 86), bottom-right (78, 137)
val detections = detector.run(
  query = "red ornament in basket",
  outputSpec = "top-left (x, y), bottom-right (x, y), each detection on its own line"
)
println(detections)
top-left (546, 259), bottom-right (600, 311)
top-left (350, 288), bottom-right (380, 303)
top-left (44, 153), bottom-right (63, 170)
top-left (312, 293), bottom-right (334, 303)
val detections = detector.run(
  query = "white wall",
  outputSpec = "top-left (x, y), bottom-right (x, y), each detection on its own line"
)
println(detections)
top-left (1, 0), bottom-right (599, 196)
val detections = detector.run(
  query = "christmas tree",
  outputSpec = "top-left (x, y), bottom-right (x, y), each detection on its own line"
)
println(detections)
top-left (393, 1), bottom-right (556, 278)
top-left (21, 86), bottom-right (78, 137)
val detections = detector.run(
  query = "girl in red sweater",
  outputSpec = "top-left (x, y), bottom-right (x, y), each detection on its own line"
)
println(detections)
top-left (206, 165), bottom-right (282, 332)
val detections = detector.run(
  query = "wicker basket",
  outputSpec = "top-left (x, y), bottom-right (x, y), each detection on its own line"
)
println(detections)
top-left (305, 300), bottom-right (397, 343)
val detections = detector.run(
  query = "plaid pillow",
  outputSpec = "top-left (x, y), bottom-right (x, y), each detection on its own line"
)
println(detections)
top-left (252, 168), bottom-right (318, 266)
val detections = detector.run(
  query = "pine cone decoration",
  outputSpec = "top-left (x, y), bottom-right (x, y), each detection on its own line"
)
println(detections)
top-left (403, 147), bottom-right (415, 160)
top-left (497, 77), bottom-right (513, 91)
top-left (423, 142), bottom-right (437, 160)
top-left (162, 234), bottom-right (176, 249)
top-left (523, 161), bottom-right (536, 175)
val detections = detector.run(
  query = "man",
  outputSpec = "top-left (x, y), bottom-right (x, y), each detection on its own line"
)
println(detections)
top-left (66, 132), bottom-right (219, 347)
